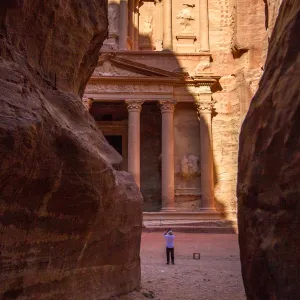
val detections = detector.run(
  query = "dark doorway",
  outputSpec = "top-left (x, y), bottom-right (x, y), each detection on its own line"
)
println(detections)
top-left (105, 135), bottom-right (123, 155)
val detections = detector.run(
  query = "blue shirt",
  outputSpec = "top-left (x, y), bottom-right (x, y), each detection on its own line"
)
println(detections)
top-left (164, 234), bottom-right (175, 248)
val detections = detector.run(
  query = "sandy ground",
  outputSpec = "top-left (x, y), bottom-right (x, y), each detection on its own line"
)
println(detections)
top-left (112, 232), bottom-right (246, 300)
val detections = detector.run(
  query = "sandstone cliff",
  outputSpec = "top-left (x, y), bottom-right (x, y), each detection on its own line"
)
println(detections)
top-left (0, 1), bottom-right (142, 299)
top-left (209, 0), bottom-right (282, 219)
top-left (238, 0), bottom-right (300, 298)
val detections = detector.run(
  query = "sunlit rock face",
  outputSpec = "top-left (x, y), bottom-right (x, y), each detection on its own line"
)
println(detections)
top-left (237, 0), bottom-right (300, 299)
top-left (0, 1), bottom-right (142, 299)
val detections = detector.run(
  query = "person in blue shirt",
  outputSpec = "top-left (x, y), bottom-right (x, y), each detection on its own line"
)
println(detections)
top-left (164, 228), bottom-right (175, 265)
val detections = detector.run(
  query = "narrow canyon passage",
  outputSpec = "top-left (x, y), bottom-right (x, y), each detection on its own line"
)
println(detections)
top-left (112, 233), bottom-right (245, 300)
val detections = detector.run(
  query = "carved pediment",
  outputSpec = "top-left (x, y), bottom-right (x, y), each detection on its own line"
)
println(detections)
top-left (93, 61), bottom-right (146, 77)
top-left (93, 54), bottom-right (182, 78)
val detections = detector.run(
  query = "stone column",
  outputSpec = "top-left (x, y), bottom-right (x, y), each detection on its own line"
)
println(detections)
top-left (125, 100), bottom-right (143, 188)
top-left (159, 100), bottom-right (176, 211)
top-left (119, 0), bottom-right (129, 50)
top-left (128, 0), bottom-right (135, 49)
top-left (199, 0), bottom-right (209, 51)
top-left (82, 97), bottom-right (92, 112)
top-left (154, 0), bottom-right (163, 51)
top-left (195, 86), bottom-right (215, 211)
top-left (133, 0), bottom-right (139, 50)
top-left (163, 0), bottom-right (172, 50)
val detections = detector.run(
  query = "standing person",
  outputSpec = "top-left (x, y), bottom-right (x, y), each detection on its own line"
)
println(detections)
top-left (164, 228), bottom-right (175, 265)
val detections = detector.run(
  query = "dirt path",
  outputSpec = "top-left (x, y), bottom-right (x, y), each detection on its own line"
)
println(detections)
top-left (112, 233), bottom-right (246, 300)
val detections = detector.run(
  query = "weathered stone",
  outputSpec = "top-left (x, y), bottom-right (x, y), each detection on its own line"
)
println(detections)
top-left (0, 1), bottom-right (142, 299)
top-left (237, 0), bottom-right (300, 298)
top-left (210, 0), bottom-right (283, 219)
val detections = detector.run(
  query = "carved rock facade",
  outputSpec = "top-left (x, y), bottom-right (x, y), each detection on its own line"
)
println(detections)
top-left (238, 0), bottom-right (300, 298)
top-left (85, 0), bottom-right (283, 218)
top-left (0, 1), bottom-right (142, 299)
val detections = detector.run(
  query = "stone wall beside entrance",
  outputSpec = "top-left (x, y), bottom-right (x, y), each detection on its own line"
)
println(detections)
top-left (174, 103), bottom-right (201, 211)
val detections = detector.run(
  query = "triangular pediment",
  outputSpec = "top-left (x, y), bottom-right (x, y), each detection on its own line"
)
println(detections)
top-left (92, 54), bottom-right (182, 78)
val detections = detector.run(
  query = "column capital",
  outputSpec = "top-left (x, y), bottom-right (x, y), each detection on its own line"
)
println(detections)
top-left (125, 100), bottom-right (144, 112)
top-left (82, 98), bottom-right (93, 111)
top-left (195, 100), bottom-right (216, 114)
top-left (159, 100), bottom-right (176, 113)
top-left (154, 0), bottom-right (162, 5)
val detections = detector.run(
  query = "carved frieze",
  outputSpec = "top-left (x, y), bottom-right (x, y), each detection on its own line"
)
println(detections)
top-left (198, 85), bottom-right (212, 93)
top-left (85, 84), bottom-right (173, 93)
top-left (185, 85), bottom-right (212, 94)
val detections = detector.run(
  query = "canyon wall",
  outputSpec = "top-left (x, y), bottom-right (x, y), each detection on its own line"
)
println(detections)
top-left (209, 0), bottom-right (282, 219)
top-left (0, 1), bottom-right (142, 299)
top-left (238, 0), bottom-right (300, 298)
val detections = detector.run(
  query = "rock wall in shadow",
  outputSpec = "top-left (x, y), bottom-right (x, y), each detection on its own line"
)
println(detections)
top-left (0, 1), bottom-right (142, 299)
top-left (237, 0), bottom-right (300, 298)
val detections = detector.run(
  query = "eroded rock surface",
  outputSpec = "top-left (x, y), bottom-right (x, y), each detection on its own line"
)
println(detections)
top-left (0, 1), bottom-right (142, 299)
top-left (238, 0), bottom-right (300, 298)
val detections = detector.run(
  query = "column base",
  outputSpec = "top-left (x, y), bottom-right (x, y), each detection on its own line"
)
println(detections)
top-left (200, 207), bottom-right (217, 212)
top-left (160, 207), bottom-right (176, 212)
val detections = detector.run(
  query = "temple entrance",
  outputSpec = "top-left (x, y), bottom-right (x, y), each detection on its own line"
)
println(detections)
top-left (105, 135), bottom-right (123, 155)
top-left (89, 101), bottom-right (128, 169)
top-left (140, 103), bottom-right (162, 212)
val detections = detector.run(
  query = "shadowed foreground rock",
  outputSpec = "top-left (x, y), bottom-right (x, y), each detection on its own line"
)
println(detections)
top-left (238, 1), bottom-right (300, 299)
top-left (0, 1), bottom-right (142, 299)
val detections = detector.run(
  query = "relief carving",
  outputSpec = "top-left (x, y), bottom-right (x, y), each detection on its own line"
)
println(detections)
top-left (141, 16), bottom-right (153, 36)
top-left (180, 154), bottom-right (200, 178)
top-left (94, 62), bottom-right (145, 77)
top-left (85, 84), bottom-right (172, 93)
top-left (108, 4), bottom-right (118, 35)
top-left (176, 4), bottom-right (195, 33)
top-left (195, 61), bottom-right (211, 74)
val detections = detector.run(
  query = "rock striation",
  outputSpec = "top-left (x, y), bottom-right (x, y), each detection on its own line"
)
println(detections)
top-left (0, 1), bottom-right (142, 299)
top-left (237, 0), bottom-right (300, 299)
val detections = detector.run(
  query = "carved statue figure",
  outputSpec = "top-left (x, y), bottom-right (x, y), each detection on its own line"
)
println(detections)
top-left (108, 5), bottom-right (118, 34)
top-left (176, 4), bottom-right (195, 33)
top-left (142, 16), bottom-right (153, 36)
top-left (195, 60), bottom-right (211, 74)
top-left (180, 154), bottom-right (200, 178)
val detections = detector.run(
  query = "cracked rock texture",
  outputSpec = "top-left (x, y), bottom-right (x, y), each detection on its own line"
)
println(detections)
top-left (238, 0), bottom-right (300, 299)
top-left (0, 1), bottom-right (142, 299)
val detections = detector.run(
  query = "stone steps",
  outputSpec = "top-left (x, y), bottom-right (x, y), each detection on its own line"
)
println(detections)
top-left (143, 220), bottom-right (238, 234)
top-left (143, 226), bottom-right (237, 234)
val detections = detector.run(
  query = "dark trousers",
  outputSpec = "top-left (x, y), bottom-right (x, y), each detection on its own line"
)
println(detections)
top-left (166, 247), bottom-right (174, 263)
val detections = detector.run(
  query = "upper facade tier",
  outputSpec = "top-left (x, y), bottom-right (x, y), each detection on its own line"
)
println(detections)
top-left (103, 0), bottom-right (209, 53)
